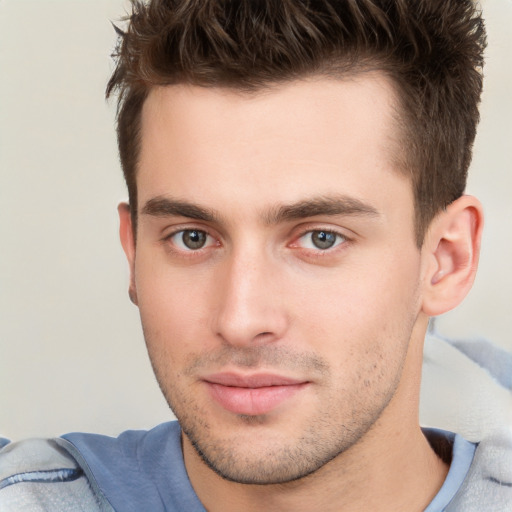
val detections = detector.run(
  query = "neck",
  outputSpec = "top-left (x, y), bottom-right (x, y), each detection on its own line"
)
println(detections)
top-left (183, 424), bottom-right (448, 512)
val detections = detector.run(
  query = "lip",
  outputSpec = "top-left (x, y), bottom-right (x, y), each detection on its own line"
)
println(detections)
top-left (203, 373), bottom-right (309, 416)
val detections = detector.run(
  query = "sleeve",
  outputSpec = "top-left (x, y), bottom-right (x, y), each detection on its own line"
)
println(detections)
top-left (0, 438), bottom-right (115, 512)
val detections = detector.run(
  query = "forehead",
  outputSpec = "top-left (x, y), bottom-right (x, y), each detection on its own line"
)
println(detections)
top-left (137, 75), bottom-right (407, 216)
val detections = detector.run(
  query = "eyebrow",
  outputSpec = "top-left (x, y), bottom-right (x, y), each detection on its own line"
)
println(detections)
top-left (264, 196), bottom-right (380, 224)
top-left (141, 195), bottom-right (380, 224)
top-left (141, 197), bottom-right (218, 222)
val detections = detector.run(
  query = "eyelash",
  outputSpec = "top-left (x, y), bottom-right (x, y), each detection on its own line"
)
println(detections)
top-left (163, 228), bottom-right (219, 253)
top-left (290, 228), bottom-right (350, 255)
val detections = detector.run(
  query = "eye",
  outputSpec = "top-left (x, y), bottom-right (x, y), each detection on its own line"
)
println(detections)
top-left (168, 229), bottom-right (215, 251)
top-left (296, 230), bottom-right (346, 250)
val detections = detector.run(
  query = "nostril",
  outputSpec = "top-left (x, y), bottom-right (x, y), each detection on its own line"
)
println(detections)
top-left (252, 332), bottom-right (277, 344)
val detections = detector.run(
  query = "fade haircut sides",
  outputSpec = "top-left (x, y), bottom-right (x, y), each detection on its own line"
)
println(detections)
top-left (107, 0), bottom-right (486, 246)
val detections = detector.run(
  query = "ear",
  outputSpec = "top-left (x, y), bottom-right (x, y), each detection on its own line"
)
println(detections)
top-left (421, 195), bottom-right (483, 317)
top-left (118, 202), bottom-right (138, 306)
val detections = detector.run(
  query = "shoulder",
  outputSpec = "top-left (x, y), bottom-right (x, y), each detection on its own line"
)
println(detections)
top-left (0, 437), bottom-right (114, 511)
top-left (61, 421), bottom-right (201, 512)
top-left (447, 429), bottom-right (512, 511)
top-left (61, 420), bottom-right (182, 472)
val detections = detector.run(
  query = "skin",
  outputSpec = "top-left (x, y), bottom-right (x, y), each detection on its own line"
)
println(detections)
top-left (119, 74), bottom-right (483, 511)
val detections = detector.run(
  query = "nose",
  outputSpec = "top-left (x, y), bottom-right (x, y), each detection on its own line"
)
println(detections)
top-left (212, 247), bottom-right (289, 347)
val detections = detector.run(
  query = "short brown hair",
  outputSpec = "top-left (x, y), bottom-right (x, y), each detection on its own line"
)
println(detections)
top-left (107, 0), bottom-right (486, 245)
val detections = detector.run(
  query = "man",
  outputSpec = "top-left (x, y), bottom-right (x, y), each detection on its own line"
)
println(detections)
top-left (1, 0), bottom-right (511, 510)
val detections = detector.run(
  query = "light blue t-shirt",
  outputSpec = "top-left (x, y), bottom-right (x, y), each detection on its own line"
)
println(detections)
top-left (64, 422), bottom-right (206, 512)
top-left (60, 422), bottom-right (476, 512)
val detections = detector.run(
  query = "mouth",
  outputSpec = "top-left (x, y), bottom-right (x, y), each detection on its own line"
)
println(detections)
top-left (203, 373), bottom-right (309, 416)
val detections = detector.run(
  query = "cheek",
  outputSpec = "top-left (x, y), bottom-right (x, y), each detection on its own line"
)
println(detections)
top-left (295, 250), bottom-right (421, 356)
top-left (134, 256), bottom-right (215, 357)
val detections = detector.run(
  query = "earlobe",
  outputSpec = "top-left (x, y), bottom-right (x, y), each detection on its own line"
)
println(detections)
top-left (421, 195), bottom-right (483, 317)
top-left (118, 202), bottom-right (138, 306)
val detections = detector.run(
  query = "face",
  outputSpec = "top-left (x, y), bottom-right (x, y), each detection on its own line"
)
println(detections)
top-left (123, 75), bottom-right (426, 484)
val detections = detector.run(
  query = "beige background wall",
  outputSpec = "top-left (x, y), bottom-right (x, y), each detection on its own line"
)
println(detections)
top-left (0, 0), bottom-right (511, 440)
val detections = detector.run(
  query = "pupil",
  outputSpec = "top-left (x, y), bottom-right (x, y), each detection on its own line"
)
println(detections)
top-left (183, 230), bottom-right (206, 249)
top-left (312, 231), bottom-right (336, 249)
